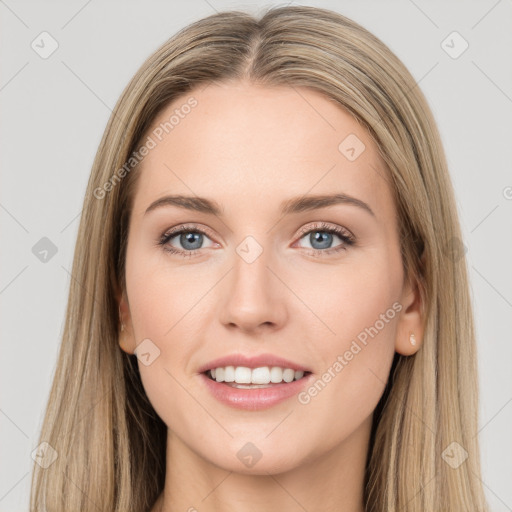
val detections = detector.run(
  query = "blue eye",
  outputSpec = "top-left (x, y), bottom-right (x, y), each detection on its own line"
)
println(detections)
top-left (295, 222), bottom-right (355, 256)
top-left (171, 231), bottom-right (204, 251)
top-left (157, 221), bottom-right (355, 258)
top-left (157, 225), bottom-right (215, 257)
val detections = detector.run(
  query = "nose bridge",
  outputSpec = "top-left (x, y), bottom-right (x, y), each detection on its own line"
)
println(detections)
top-left (220, 234), bottom-right (286, 331)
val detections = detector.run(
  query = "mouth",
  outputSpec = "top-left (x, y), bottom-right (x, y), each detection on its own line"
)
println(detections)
top-left (202, 366), bottom-right (312, 389)
top-left (200, 363), bottom-right (315, 410)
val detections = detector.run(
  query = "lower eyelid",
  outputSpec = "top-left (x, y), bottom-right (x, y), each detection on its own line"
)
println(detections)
top-left (295, 235), bottom-right (352, 253)
top-left (159, 225), bottom-right (354, 255)
top-left (165, 231), bottom-right (216, 249)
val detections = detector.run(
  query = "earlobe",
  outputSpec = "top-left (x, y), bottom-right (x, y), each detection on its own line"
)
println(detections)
top-left (118, 292), bottom-right (136, 355)
top-left (396, 332), bottom-right (422, 357)
top-left (119, 333), bottom-right (136, 355)
top-left (395, 275), bottom-right (425, 356)
top-left (396, 331), bottom-right (421, 357)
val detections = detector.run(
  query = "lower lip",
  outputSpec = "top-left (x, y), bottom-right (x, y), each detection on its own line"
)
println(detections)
top-left (200, 372), bottom-right (314, 411)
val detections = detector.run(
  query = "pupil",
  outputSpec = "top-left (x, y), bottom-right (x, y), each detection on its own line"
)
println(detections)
top-left (178, 231), bottom-right (334, 252)
top-left (181, 232), bottom-right (202, 250)
top-left (311, 231), bottom-right (332, 250)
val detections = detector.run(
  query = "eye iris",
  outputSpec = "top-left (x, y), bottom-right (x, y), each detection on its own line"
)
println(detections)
top-left (310, 231), bottom-right (332, 250)
top-left (168, 228), bottom-right (343, 253)
top-left (181, 232), bottom-right (203, 250)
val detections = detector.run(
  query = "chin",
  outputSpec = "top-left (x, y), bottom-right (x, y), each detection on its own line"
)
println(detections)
top-left (201, 440), bottom-right (307, 476)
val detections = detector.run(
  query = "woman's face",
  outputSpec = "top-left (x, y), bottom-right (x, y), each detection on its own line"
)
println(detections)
top-left (119, 81), bottom-right (422, 474)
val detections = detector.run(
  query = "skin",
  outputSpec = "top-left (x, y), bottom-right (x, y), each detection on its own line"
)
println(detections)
top-left (117, 81), bottom-right (424, 512)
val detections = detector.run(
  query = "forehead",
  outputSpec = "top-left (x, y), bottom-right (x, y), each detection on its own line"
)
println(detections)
top-left (130, 82), bottom-right (394, 224)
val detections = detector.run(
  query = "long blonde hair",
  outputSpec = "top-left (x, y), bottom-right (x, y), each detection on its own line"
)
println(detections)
top-left (30, 6), bottom-right (488, 511)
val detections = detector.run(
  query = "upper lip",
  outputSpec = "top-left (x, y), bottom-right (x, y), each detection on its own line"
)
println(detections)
top-left (198, 353), bottom-right (312, 374)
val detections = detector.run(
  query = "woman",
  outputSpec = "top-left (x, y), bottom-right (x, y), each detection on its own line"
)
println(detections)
top-left (30, 5), bottom-right (489, 511)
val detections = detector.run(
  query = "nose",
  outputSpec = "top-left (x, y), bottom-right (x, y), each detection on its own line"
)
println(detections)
top-left (219, 243), bottom-right (288, 334)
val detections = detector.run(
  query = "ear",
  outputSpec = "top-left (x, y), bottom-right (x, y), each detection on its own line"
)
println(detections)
top-left (395, 271), bottom-right (425, 356)
top-left (117, 289), bottom-right (137, 355)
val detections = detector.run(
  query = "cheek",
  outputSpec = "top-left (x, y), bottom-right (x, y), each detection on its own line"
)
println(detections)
top-left (327, 268), bottom-right (401, 366)
top-left (293, 294), bottom-right (399, 455)
top-left (125, 246), bottom-right (221, 427)
top-left (289, 249), bottom-right (401, 437)
top-left (291, 244), bottom-right (402, 359)
top-left (125, 238), bottom-right (211, 343)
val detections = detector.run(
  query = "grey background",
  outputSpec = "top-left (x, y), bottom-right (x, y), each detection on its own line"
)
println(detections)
top-left (1, 1), bottom-right (511, 510)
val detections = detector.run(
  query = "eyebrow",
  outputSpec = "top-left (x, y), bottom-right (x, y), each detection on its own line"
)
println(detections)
top-left (144, 193), bottom-right (375, 217)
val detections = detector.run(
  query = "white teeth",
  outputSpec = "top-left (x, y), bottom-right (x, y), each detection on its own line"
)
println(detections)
top-left (208, 365), bottom-right (307, 384)
top-left (223, 365), bottom-right (235, 382)
top-left (234, 366), bottom-right (252, 384)
top-left (282, 368), bottom-right (295, 383)
top-left (270, 366), bottom-right (283, 383)
top-left (251, 367), bottom-right (270, 384)
top-left (215, 367), bottom-right (224, 383)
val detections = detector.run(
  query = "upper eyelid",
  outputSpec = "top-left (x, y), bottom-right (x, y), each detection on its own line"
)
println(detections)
top-left (296, 222), bottom-right (353, 238)
top-left (160, 223), bottom-right (354, 260)
top-left (162, 223), bottom-right (215, 238)
top-left (162, 222), bottom-right (352, 244)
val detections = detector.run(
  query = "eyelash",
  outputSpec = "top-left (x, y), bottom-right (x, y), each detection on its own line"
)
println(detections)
top-left (156, 222), bottom-right (355, 259)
